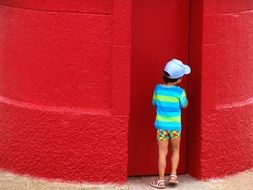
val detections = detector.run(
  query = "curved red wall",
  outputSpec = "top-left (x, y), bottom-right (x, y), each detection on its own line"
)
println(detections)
top-left (188, 0), bottom-right (253, 179)
top-left (0, 0), bottom-right (252, 183)
top-left (0, 0), bottom-right (131, 183)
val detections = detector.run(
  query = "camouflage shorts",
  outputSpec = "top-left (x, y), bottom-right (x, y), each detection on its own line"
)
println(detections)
top-left (157, 130), bottom-right (181, 141)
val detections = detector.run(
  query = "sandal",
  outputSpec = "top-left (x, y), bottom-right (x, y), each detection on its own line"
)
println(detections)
top-left (168, 175), bottom-right (178, 185)
top-left (150, 179), bottom-right (166, 189)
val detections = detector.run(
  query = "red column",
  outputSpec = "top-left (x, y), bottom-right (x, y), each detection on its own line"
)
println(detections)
top-left (188, 0), bottom-right (253, 179)
top-left (0, 0), bottom-right (131, 183)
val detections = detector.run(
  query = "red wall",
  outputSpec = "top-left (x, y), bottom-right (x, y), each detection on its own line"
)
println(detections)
top-left (0, 0), bottom-right (252, 183)
top-left (188, 0), bottom-right (253, 179)
top-left (128, 0), bottom-right (190, 176)
top-left (0, 0), bottom-right (131, 183)
top-left (188, 0), bottom-right (203, 178)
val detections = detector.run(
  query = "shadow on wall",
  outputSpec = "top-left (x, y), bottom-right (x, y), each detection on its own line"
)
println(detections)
top-left (187, 0), bottom-right (203, 179)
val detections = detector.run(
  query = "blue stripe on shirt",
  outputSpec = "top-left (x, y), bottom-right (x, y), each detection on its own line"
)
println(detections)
top-left (157, 111), bottom-right (181, 117)
top-left (156, 85), bottom-right (183, 93)
top-left (157, 106), bottom-right (181, 113)
top-left (154, 121), bottom-right (181, 130)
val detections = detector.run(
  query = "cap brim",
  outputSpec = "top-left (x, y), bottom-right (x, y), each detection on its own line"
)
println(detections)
top-left (184, 65), bottom-right (191, 75)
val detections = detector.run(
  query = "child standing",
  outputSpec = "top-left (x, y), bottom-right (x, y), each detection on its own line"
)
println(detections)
top-left (150, 59), bottom-right (191, 189)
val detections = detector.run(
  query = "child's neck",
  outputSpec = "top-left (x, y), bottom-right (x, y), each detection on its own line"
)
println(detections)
top-left (163, 82), bottom-right (177, 86)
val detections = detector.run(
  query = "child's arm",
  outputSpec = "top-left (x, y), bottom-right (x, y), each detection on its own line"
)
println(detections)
top-left (152, 86), bottom-right (158, 106)
top-left (179, 90), bottom-right (188, 108)
top-left (152, 92), bottom-right (157, 106)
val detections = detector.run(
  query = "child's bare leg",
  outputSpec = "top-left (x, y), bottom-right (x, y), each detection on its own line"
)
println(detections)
top-left (170, 137), bottom-right (181, 175)
top-left (158, 140), bottom-right (168, 179)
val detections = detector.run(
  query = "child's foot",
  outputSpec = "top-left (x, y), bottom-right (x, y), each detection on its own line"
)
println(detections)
top-left (168, 175), bottom-right (178, 185)
top-left (150, 179), bottom-right (165, 189)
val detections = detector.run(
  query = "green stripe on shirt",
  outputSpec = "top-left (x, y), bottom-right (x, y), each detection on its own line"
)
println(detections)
top-left (153, 95), bottom-right (179, 103)
top-left (156, 115), bottom-right (181, 122)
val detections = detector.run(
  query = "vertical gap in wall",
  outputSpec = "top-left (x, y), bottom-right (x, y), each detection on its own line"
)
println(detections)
top-left (186, 0), bottom-right (203, 178)
top-left (185, 0), bottom-right (192, 175)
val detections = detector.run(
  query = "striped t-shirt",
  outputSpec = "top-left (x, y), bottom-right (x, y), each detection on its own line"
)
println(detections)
top-left (152, 84), bottom-right (188, 130)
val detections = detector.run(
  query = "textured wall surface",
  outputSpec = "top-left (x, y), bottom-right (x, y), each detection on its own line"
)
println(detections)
top-left (189, 0), bottom-right (253, 179)
top-left (0, 0), bottom-right (131, 183)
top-left (1, 0), bottom-right (252, 183)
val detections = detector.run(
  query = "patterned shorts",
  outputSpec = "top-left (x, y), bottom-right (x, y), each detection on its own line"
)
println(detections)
top-left (157, 130), bottom-right (181, 141)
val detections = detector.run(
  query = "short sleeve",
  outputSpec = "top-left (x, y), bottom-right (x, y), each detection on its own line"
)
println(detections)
top-left (179, 90), bottom-right (188, 108)
top-left (152, 85), bottom-right (158, 106)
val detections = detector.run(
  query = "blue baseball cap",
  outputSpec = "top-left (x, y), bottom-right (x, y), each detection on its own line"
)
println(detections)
top-left (163, 59), bottom-right (191, 79)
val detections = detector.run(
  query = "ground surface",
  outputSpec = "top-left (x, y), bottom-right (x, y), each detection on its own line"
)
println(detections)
top-left (0, 169), bottom-right (252, 190)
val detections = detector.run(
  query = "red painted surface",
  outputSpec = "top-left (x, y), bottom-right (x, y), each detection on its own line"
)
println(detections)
top-left (128, 0), bottom-right (190, 176)
top-left (0, 0), bottom-right (252, 183)
top-left (0, 0), bottom-right (131, 183)
top-left (187, 0), bottom-right (203, 178)
top-left (188, 0), bottom-right (253, 179)
top-left (0, 0), bottom-right (112, 14)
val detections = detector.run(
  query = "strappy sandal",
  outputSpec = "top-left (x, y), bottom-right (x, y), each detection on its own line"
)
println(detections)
top-left (150, 179), bottom-right (166, 189)
top-left (168, 174), bottom-right (178, 185)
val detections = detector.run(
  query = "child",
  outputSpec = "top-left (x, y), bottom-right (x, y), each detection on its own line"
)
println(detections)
top-left (150, 59), bottom-right (191, 189)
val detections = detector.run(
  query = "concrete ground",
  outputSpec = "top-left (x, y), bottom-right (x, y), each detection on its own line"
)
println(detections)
top-left (0, 169), bottom-right (252, 190)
